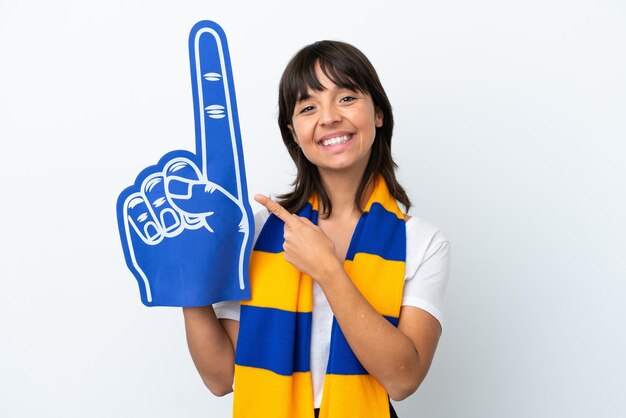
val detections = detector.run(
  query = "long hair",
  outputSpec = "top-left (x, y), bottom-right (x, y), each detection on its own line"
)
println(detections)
top-left (277, 40), bottom-right (411, 217)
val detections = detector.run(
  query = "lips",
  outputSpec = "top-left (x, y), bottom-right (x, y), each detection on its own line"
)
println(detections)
top-left (318, 133), bottom-right (354, 147)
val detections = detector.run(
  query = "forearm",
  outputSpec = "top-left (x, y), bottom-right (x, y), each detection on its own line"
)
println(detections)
top-left (252, 196), bottom-right (438, 399)
top-left (318, 264), bottom-right (425, 400)
top-left (182, 306), bottom-right (235, 396)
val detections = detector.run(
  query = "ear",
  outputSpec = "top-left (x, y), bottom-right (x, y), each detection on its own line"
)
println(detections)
top-left (375, 108), bottom-right (384, 128)
top-left (288, 124), bottom-right (299, 144)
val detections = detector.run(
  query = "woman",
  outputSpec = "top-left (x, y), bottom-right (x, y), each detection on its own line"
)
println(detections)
top-left (183, 40), bottom-right (450, 418)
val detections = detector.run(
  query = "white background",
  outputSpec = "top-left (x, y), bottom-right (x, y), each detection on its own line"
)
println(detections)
top-left (1, 1), bottom-right (625, 417)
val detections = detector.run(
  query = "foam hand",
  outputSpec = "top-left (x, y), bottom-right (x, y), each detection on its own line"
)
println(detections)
top-left (117, 21), bottom-right (253, 307)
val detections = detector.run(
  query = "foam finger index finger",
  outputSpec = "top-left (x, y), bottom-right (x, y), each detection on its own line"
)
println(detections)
top-left (189, 21), bottom-right (243, 200)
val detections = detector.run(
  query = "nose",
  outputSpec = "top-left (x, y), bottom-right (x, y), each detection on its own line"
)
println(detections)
top-left (319, 103), bottom-right (341, 126)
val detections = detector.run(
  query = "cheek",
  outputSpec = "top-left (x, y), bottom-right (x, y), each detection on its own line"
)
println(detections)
top-left (292, 122), bottom-right (314, 143)
top-left (359, 113), bottom-right (379, 137)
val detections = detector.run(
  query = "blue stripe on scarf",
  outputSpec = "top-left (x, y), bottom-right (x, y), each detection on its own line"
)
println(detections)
top-left (255, 202), bottom-right (405, 261)
top-left (345, 203), bottom-right (406, 262)
top-left (236, 305), bottom-right (312, 376)
top-left (326, 316), bottom-right (400, 375)
top-left (254, 203), bottom-right (318, 253)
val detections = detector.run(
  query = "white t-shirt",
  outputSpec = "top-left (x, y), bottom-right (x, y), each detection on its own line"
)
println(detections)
top-left (215, 210), bottom-right (450, 408)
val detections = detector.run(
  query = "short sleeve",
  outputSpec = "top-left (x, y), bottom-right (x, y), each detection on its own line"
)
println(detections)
top-left (213, 300), bottom-right (241, 320)
top-left (401, 217), bottom-right (451, 329)
top-left (213, 209), bottom-right (270, 321)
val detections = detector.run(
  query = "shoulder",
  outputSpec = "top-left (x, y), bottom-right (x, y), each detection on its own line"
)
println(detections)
top-left (404, 215), bottom-right (450, 278)
top-left (401, 215), bottom-right (451, 328)
top-left (406, 216), bottom-right (449, 256)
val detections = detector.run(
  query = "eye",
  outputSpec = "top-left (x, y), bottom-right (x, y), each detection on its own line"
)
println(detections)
top-left (298, 105), bottom-right (315, 114)
top-left (339, 96), bottom-right (357, 103)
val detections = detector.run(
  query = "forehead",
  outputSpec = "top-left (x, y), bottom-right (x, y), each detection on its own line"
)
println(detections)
top-left (295, 63), bottom-right (364, 101)
top-left (297, 83), bottom-right (353, 102)
top-left (312, 65), bottom-right (336, 88)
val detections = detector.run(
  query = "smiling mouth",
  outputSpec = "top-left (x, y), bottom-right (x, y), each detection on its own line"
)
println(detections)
top-left (319, 134), bottom-right (353, 147)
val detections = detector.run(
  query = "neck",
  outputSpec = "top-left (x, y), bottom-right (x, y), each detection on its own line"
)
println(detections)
top-left (318, 169), bottom-right (375, 219)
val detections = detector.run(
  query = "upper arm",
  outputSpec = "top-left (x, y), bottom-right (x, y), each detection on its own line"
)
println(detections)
top-left (219, 318), bottom-right (239, 352)
top-left (403, 217), bottom-right (450, 322)
top-left (397, 306), bottom-right (441, 374)
top-left (397, 218), bottom-right (450, 384)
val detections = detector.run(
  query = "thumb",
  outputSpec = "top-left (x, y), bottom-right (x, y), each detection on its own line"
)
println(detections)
top-left (163, 158), bottom-right (231, 215)
top-left (163, 158), bottom-right (202, 198)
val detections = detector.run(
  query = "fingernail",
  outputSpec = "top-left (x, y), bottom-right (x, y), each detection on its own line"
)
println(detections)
top-left (144, 222), bottom-right (160, 240)
top-left (161, 209), bottom-right (179, 231)
top-left (167, 178), bottom-right (192, 198)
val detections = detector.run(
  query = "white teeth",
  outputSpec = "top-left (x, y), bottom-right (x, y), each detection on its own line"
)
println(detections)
top-left (321, 135), bottom-right (351, 146)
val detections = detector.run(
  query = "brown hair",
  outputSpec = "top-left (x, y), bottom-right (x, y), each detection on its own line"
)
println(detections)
top-left (277, 40), bottom-right (411, 217)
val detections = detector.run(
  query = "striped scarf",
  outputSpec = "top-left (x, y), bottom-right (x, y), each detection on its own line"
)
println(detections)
top-left (234, 176), bottom-right (406, 418)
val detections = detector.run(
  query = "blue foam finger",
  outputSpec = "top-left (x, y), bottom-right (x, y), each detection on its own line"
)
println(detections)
top-left (116, 21), bottom-right (254, 307)
top-left (189, 21), bottom-right (245, 202)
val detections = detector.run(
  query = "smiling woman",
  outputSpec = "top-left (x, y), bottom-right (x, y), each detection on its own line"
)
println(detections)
top-left (276, 41), bottom-right (407, 218)
top-left (183, 40), bottom-right (450, 418)
top-left (288, 67), bottom-right (383, 178)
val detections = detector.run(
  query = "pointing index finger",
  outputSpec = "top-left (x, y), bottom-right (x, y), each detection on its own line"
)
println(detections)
top-left (254, 194), bottom-right (296, 225)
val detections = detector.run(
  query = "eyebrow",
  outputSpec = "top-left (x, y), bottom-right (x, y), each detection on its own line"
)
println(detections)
top-left (295, 92), bottom-right (312, 103)
top-left (296, 86), bottom-right (362, 103)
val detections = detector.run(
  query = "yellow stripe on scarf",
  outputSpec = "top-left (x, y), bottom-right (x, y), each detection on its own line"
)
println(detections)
top-left (234, 176), bottom-right (405, 418)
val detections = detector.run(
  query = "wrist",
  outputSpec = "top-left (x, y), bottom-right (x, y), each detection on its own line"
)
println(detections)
top-left (314, 257), bottom-right (345, 287)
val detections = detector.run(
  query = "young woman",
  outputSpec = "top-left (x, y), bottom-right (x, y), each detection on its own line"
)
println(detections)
top-left (183, 40), bottom-right (450, 418)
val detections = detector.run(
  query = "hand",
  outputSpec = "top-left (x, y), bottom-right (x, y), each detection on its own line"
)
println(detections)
top-left (254, 194), bottom-right (342, 282)
top-left (117, 21), bottom-right (254, 307)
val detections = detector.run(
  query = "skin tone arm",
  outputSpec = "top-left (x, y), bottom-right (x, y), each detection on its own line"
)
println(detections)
top-left (182, 307), bottom-right (239, 396)
top-left (254, 194), bottom-right (442, 401)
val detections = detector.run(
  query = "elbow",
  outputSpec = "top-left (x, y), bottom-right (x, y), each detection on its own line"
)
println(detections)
top-left (387, 381), bottom-right (419, 402)
top-left (202, 376), bottom-right (234, 397)
top-left (385, 366), bottom-right (428, 401)
top-left (205, 380), bottom-right (234, 397)
top-left (195, 361), bottom-right (235, 397)
top-left (208, 385), bottom-right (234, 397)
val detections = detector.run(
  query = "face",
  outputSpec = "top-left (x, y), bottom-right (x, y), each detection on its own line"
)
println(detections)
top-left (289, 65), bottom-right (383, 179)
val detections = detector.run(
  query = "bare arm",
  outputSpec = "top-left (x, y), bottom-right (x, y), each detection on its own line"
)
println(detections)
top-left (182, 306), bottom-right (239, 396)
top-left (255, 194), bottom-right (443, 401)
top-left (318, 264), bottom-right (440, 400)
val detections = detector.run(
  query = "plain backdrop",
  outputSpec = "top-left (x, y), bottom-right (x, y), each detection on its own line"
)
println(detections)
top-left (1, 1), bottom-right (625, 417)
